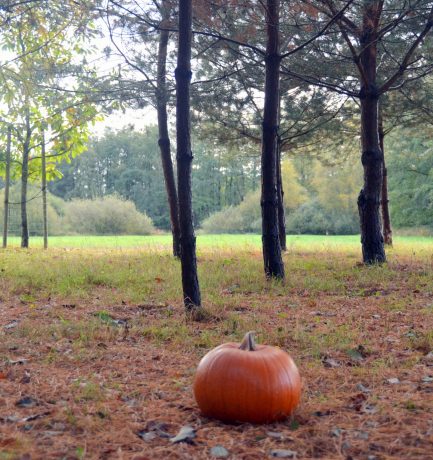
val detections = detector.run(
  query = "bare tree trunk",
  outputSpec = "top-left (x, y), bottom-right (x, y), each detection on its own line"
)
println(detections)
top-left (41, 130), bottom-right (48, 249)
top-left (378, 110), bottom-right (392, 246)
top-left (2, 127), bottom-right (11, 248)
top-left (261, 0), bottom-right (284, 278)
top-left (357, 1), bottom-right (385, 264)
top-left (21, 147), bottom-right (29, 248)
top-left (276, 134), bottom-right (286, 251)
top-left (21, 110), bottom-right (31, 248)
top-left (176, 0), bottom-right (202, 312)
top-left (157, 0), bottom-right (181, 258)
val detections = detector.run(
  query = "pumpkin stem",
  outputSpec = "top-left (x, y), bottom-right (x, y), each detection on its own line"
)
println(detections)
top-left (239, 331), bottom-right (257, 351)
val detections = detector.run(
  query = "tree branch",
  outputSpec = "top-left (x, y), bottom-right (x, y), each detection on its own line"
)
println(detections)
top-left (281, 0), bottom-right (355, 60)
top-left (379, 5), bottom-right (433, 94)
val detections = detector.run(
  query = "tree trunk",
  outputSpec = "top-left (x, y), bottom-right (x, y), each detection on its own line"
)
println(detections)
top-left (276, 134), bottom-right (286, 251)
top-left (21, 147), bottom-right (29, 248)
top-left (378, 110), bottom-right (392, 246)
top-left (157, 0), bottom-right (181, 258)
top-left (176, 0), bottom-right (202, 312)
top-left (21, 111), bottom-right (31, 248)
top-left (42, 131), bottom-right (48, 249)
top-left (261, 0), bottom-right (284, 279)
top-left (357, 2), bottom-right (385, 264)
top-left (2, 127), bottom-right (11, 248)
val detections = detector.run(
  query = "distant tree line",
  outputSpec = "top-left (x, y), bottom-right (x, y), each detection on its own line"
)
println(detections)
top-left (44, 125), bottom-right (433, 235)
top-left (48, 126), bottom-right (260, 229)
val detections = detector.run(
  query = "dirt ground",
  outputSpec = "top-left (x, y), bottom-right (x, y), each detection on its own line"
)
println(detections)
top-left (1, 250), bottom-right (433, 459)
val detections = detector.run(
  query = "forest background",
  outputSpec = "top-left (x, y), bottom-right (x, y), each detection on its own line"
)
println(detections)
top-left (1, 123), bottom-right (431, 236)
top-left (1, 0), bottom-right (432, 242)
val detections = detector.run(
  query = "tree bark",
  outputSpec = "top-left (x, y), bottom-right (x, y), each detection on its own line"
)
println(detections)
top-left (41, 130), bottom-right (48, 249)
top-left (261, 0), bottom-right (284, 278)
top-left (378, 110), bottom-right (392, 246)
top-left (276, 134), bottom-right (286, 251)
top-left (176, 0), bottom-right (202, 311)
top-left (157, 0), bottom-right (181, 258)
top-left (21, 109), bottom-right (31, 248)
top-left (2, 127), bottom-right (11, 248)
top-left (357, 1), bottom-right (385, 264)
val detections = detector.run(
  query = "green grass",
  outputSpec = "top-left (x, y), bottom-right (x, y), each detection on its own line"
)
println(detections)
top-left (4, 233), bottom-right (433, 253)
top-left (1, 234), bottom-right (432, 306)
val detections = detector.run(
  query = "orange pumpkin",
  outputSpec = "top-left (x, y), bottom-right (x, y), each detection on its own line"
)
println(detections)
top-left (193, 331), bottom-right (301, 423)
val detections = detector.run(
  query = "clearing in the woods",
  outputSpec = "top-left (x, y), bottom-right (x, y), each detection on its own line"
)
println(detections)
top-left (1, 235), bottom-right (432, 459)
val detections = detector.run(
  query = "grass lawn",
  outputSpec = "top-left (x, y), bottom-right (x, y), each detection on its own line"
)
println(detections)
top-left (0, 235), bottom-right (432, 459)
top-left (4, 232), bottom-right (433, 252)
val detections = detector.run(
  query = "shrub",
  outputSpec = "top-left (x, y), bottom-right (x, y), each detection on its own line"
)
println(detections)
top-left (200, 190), bottom-right (261, 234)
top-left (0, 184), bottom-right (65, 235)
top-left (286, 199), bottom-right (359, 235)
top-left (201, 193), bottom-right (360, 235)
top-left (63, 195), bottom-right (155, 235)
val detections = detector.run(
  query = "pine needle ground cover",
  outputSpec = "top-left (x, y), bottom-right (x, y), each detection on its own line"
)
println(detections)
top-left (1, 235), bottom-right (432, 459)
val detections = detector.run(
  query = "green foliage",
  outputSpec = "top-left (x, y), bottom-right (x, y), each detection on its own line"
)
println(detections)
top-left (197, 158), bottom-right (311, 234)
top-left (286, 199), bottom-right (359, 235)
top-left (50, 127), bottom-right (260, 229)
top-left (311, 160), bottom-right (361, 213)
top-left (201, 158), bottom-right (360, 234)
top-left (63, 196), bottom-right (155, 235)
top-left (284, 158), bottom-right (361, 235)
top-left (50, 127), bottom-right (171, 228)
top-left (197, 127), bottom-right (433, 236)
top-left (281, 160), bottom-right (308, 210)
top-left (45, 123), bottom-right (432, 236)
top-left (0, 184), bottom-right (64, 235)
top-left (0, 2), bottom-right (100, 184)
top-left (200, 189), bottom-right (261, 234)
top-left (0, 186), bottom-right (155, 236)
top-left (387, 129), bottom-right (433, 229)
